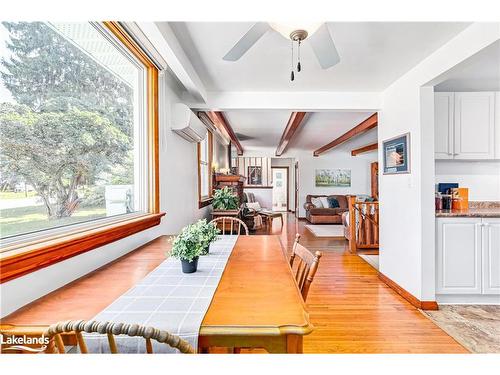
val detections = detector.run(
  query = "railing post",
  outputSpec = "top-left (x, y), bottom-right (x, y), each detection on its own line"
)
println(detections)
top-left (348, 196), bottom-right (357, 254)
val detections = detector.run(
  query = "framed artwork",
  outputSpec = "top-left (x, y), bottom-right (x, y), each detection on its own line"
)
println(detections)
top-left (247, 166), bottom-right (262, 185)
top-left (383, 132), bottom-right (410, 174)
top-left (315, 169), bottom-right (351, 187)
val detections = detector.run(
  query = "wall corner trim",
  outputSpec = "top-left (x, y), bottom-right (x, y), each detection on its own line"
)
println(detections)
top-left (378, 272), bottom-right (438, 311)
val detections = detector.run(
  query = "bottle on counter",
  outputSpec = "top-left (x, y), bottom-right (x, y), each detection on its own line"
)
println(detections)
top-left (435, 192), bottom-right (443, 211)
top-left (442, 194), bottom-right (452, 210)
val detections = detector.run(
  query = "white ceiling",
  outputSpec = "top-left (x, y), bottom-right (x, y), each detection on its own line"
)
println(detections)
top-left (224, 110), bottom-right (291, 149)
top-left (288, 111), bottom-right (376, 151)
top-left (169, 22), bottom-right (470, 92)
top-left (435, 40), bottom-right (500, 92)
top-left (224, 110), bottom-right (377, 154)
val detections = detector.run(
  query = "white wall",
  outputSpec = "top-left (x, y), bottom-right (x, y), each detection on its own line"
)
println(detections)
top-left (378, 23), bottom-right (500, 302)
top-left (244, 188), bottom-right (273, 209)
top-left (435, 160), bottom-right (500, 201)
top-left (240, 141), bottom-right (376, 217)
top-left (295, 131), bottom-right (377, 218)
top-left (160, 72), bottom-right (211, 235)
top-left (0, 71), bottom-right (211, 318)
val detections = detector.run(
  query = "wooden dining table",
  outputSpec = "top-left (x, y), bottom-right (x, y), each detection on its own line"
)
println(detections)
top-left (0, 235), bottom-right (313, 354)
top-left (199, 235), bottom-right (313, 353)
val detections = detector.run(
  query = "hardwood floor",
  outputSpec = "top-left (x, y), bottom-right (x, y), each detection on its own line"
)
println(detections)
top-left (2, 212), bottom-right (467, 353)
top-left (262, 213), bottom-right (467, 353)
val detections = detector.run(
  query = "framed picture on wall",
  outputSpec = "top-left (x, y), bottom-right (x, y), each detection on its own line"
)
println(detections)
top-left (382, 132), bottom-right (410, 174)
top-left (315, 169), bottom-right (351, 187)
top-left (247, 166), bottom-right (262, 185)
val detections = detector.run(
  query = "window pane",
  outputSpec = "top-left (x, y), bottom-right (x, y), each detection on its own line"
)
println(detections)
top-left (200, 164), bottom-right (209, 198)
top-left (200, 135), bottom-right (208, 163)
top-left (0, 22), bottom-right (145, 239)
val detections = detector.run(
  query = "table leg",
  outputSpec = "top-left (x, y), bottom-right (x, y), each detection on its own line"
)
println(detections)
top-left (286, 335), bottom-right (303, 354)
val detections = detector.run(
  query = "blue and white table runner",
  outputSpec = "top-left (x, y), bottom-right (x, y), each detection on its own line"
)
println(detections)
top-left (83, 235), bottom-right (238, 353)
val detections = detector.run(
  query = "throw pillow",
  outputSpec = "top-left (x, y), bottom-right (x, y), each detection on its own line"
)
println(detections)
top-left (311, 197), bottom-right (323, 208)
top-left (319, 196), bottom-right (329, 208)
top-left (327, 197), bottom-right (340, 208)
top-left (246, 202), bottom-right (261, 211)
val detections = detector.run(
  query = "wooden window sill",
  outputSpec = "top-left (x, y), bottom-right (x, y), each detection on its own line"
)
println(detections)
top-left (199, 198), bottom-right (213, 209)
top-left (0, 212), bottom-right (165, 283)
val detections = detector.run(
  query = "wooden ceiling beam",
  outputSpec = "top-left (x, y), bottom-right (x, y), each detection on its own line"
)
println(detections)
top-left (351, 142), bottom-right (378, 156)
top-left (313, 113), bottom-right (378, 157)
top-left (206, 111), bottom-right (244, 155)
top-left (275, 112), bottom-right (307, 156)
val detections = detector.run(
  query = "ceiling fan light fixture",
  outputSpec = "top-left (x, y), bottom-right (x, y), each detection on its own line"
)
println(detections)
top-left (269, 22), bottom-right (323, 40)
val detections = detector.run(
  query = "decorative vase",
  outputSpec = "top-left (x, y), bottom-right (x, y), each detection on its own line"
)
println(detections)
top-left (181, 256), bottom-right (199, 273)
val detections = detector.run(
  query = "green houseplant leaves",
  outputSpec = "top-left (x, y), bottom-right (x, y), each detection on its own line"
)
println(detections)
top-left (168, 219), bottom-right (220, 262)
top-left (212, 187), bottom-right (239, 210)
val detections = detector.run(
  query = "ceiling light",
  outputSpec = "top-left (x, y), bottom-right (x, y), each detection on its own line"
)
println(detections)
top-left (269, 22), bottom-right (323, 41)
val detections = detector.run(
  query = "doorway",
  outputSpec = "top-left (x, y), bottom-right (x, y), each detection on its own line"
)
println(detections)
top-left (271, 167), bottom-right (288, 212)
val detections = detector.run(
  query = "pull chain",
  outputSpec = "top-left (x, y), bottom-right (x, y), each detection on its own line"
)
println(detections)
top-left (297, 40), bottom-right (301, 72)
top-left (290, 40), bottom-right (295, 81)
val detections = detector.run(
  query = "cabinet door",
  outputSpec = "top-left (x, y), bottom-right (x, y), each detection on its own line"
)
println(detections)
top-left (482, 218), bottom-right (500, 294)
top-left (436, 218), bottom-right (482, 294)
top-left (454, 92), bottom-right (495, 159)
top-left (434, 92), bottom-right (454, 159)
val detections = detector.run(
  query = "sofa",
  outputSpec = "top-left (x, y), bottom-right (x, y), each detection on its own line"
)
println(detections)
top-left (304, 194), bottom-right (349, 224)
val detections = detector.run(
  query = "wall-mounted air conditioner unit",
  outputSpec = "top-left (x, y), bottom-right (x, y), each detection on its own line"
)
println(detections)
top-left (171, 103), bottom-right (207, 143)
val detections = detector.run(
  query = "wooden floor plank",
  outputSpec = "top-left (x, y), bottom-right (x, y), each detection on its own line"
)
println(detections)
top-left (1, 212), bottom-right (467, 353)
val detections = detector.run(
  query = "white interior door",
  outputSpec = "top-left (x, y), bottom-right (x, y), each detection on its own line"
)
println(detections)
top-left (272, 168), bottom-right (288, 212)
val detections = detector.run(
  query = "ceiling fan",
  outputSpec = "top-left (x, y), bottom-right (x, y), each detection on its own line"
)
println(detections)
top-left (223, 22), bottom-right (340, 81)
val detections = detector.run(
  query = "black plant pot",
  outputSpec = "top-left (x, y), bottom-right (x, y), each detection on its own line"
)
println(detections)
top-left (181, 257), bottom-right (199, 274)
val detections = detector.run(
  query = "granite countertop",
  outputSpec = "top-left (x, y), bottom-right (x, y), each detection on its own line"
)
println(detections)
top-left (436, 201), bottom-right (500, 218)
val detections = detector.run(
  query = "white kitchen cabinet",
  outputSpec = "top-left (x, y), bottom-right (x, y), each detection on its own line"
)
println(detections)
top-left (434, 92), bottom-right (454, 159)
top-left (495, 92), bottom-right (500, 159)
top-left (482, 218), bottom-right (500, 294)
top-left (437, 217), bottom-right (500, 297)
top-left (436, 218), bottom-right (482, 294)
top-left (453, 92), bottom-right (495, 159)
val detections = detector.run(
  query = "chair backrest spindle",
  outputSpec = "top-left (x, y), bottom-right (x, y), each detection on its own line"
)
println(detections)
top-left (289, 234), bottom-right (322, 301)
top-left (209, 217), bottom-right (249, 236)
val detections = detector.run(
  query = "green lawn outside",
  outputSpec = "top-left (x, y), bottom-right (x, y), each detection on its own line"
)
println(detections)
top-left (0, 191), bottom-right (37, 199)
top-left (0, 204), bottom-right (106, 238)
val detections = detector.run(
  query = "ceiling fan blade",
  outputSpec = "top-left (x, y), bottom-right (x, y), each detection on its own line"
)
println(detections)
top-left (223, 22), bottom-right (270, 61)
top-left (308, 24), bottom-right (340, 69)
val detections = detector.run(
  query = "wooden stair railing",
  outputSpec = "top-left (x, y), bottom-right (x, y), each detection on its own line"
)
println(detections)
top-left (347, 196), bottom-right (379, 253)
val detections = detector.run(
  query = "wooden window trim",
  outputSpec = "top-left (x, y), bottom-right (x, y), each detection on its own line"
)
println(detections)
top-left (0, 22), bottom-right (163, 284)
top-left (198, 131), bottom-right (213, 208)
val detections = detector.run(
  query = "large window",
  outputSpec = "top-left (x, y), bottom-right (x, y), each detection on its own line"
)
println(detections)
top-left (0, 22), bottom-right (157, 245)
top-left (198, 131), bottom-right (213, 207)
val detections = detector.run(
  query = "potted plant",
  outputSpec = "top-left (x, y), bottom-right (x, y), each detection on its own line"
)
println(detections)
top-left (212, 186), bottom-right (239, 210)
top-left (168, 219), bottom-right (221, 273)
top-left (196, 219), bottom-right (220, 255)
top-left (168, 222), bottom-right (205, 273)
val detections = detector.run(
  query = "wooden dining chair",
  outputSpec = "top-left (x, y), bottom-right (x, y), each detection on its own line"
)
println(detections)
top-left (209, 217), bottom-right (249, 235)
top-left (44, 320), bottom-right (195, 354)
top-left (290, 234), bottom-right (322, 301)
